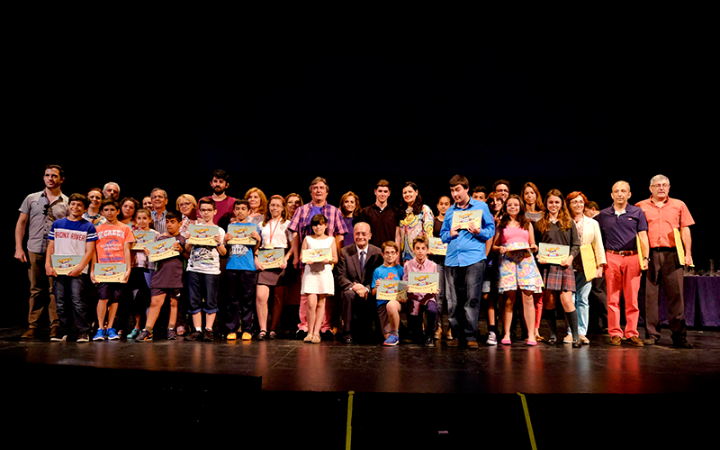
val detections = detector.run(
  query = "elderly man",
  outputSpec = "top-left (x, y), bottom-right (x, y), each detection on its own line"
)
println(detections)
top-left (150, 188), bottom-right (169, 234)
top-left (596, 181), bottom-right (649, 346)
top-left (636, 175), bottom-right (694, 348)
top-left (15, 165), bottom-right (69, 339)
top-left (440, 174), bottom-right (495, 349)
top-left (289, 177), bottom-right (349, 340)
top-left (102, 182), bottom-right (121, 201)
top-left (335, 222), bottom-right (383, 344)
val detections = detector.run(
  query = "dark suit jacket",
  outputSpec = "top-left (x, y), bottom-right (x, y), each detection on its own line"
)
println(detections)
top-left (336, 243), bottom-right (383, 293)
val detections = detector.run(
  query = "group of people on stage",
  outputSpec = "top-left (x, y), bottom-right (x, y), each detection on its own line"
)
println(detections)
top-left (15, 166), bottom-right (695, 349)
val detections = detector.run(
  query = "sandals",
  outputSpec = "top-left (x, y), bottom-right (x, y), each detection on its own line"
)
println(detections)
top-left (268, 330), bottom-right (277, 339)
top-left (257, 330), bottom-right (267, 341)
top-left (311, 334), bottom-right (321, 344)
top-left (303, 334), bottom-right (313, 343)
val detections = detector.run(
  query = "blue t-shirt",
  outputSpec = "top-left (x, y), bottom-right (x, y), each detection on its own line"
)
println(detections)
top-left (226, 222), bottom-right (257, 272)
top-left (372, 264), bottom-right (404, 307)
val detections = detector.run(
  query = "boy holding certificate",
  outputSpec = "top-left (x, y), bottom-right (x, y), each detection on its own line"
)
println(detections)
top-left (91, 199), bottom-right (135, 341)
top-left (46, 194), bottom-right (97, 342)
top-left (224, 199), bottom-right (261, 340)
top-left (136, 212), bottom-right (187, 342)
top-left (184, 198), bottom-right (226, 341)
top-left (371, 242), bottom-right (404, 346)
top-left (402, 236), bottom-right (438, 347)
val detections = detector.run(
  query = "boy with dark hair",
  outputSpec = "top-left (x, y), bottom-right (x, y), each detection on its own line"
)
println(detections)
top-left (185, 198), bottom-right (227, 341)
top-left (136, 211), bottom-right (188, 341)
top-left (46, 194), bottom-right (97, 342)
top-left (403, 236), bottom-right (439, 346)
top-left (91, 199), bottom-right (135, 341)
top-left (471, 186), bottom-right (487, 202)
top-left (223, 199), bottom-right (260, 340)
top-left (371, 241), bottom-right (404, 346)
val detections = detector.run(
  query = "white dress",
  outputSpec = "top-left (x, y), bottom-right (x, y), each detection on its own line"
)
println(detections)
top-left (301, 236), bottom-right (335, 295)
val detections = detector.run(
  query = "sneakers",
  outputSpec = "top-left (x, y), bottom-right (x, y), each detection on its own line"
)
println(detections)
top-left (185, 330), bottom-right (202, 341)
top-left (93, 328), bottom-right (106, 341)
top-left (203, 329), bottom-right (214, 342)
top-left (424, 335), bottom-right (435, 347)
top-left (167, 328), bottom-right (178, 340)
top-left (77, 332), bottom-right (90, 343)
top-left (135, 329), bottom-right (153, 342)
top-left (51, 334), bottom-right (67, 342)
top-left (486, 331), bottom-right (497, 346)
top-left (106, 328), bottom-right (120, 340)
top-left (383, 335), bottom-right (400, 346)
top-left (241, 332), bottom-right (253, 341)
top-left (226, 332), bottom-right (237, 340)
top-left (49, 326), bottom-right (59, 340)
top-left (176, 325), bottom-right (186, 336)
top-left (126, 329), bottom-right (140, 340)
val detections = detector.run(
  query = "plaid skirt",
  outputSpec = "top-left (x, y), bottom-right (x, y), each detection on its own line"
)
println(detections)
top-left (540, 264), bottom-right (575, 292)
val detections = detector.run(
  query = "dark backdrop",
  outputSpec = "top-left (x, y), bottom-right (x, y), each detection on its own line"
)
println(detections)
top-left (5, 21), bottom-right (715, 326)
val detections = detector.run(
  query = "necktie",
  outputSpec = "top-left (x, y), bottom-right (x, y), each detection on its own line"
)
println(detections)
top-left (359, 250), bottom-right (366, 273)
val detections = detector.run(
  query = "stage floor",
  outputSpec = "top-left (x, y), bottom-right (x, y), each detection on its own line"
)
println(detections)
top-left (2, 325), bottom-right (719, 395)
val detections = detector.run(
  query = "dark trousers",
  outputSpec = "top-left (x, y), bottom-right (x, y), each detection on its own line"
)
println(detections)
top-left (341, 288), bottom-right (380, 342)
top-left (446, 260), bottom-right (487, 343)
top-left (588, 273), bottom-right (608, 333)
top-left (225, 270), bottom-right (256, 333)
top-left (54, 274), bottom-right (90, 334)
top-left (407, 300), bottom-right (438, 341)
top-left (645, 248), bottom-right (686, 341)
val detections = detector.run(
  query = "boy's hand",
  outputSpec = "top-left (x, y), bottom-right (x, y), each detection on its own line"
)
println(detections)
top-left (250, 231), bottom-right (261, 242)
top-left (143, 247), bottom-right (151, 256)
top-left (224, 233), bottom-right (232, 243)
top-left (172, 242), bottom-right (183, 252)
top-left (68, 266), bottom-right (82, 278)
top-left (90, 271), bottom-right (97, 283)
top-left (45, 265), bottom-right (57, 277)
top-left (450, 223), bottom-right (462, 237)
top-left (468, 222), bottom-right (480, 235)
top-left (214, 234), bottom-right (221, 244)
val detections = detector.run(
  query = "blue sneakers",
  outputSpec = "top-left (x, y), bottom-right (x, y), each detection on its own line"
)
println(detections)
top-left (106, 328), bottom-right (120, 340)
top-left (93, 328), bottom-right (106, 341)
top-left (383, 335), bottom-right (400, 346)
top-left (126, 329), bottom-right (140, 340)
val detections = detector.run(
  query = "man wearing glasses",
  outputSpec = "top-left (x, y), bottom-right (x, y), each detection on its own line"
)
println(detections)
top-left (14, 165), bottom-right (69, 339)
top-left (636, 175), bottom-right (695, 348)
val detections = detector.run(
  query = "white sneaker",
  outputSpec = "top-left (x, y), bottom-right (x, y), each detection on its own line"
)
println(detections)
top-left (486, 331), bottom-right (497, 346)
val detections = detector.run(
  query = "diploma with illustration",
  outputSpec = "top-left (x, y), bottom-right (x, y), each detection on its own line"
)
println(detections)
top-left (227, 224), bottom-right (257, 245)
top-left (94, 263), bottom-right (127, 282)
top-left (407, 272), bottom-right (439, 294)
top-left (188, 224), bottom-right (219, 246)
top-left (301, 247), bottom-right (331, 264)
top-left (51, 255), bottom-right (82, 275)
top-left (257, 248), bottom-right (284, 269)
top-left (132, 230), bottom-right (156, 250)
top-left (451, 210), bottom-right (482, 229)
top-left (537, 243), bottom-right (570, 265)
top-left (148, 238), bottom-right (179, 262)
top-left (377, 279), bottom-right (408, 301)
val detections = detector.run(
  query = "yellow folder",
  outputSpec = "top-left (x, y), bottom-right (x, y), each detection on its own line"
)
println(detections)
top-left (579, 244), bottom-right (597, 281)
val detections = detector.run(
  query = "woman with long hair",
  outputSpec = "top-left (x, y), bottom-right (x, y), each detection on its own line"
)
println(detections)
top-left (339, 191), bottom-right (362, 247)
top-left (398, 182), bottom-right (434, 262)
top-left (245, 187), bottom-right (268, 225)
top-left (535, 189), bottom-right (581, 347)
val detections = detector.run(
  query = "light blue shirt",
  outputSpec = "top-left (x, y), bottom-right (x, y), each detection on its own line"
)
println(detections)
top-left (440, 198), bottom-right (495, 267)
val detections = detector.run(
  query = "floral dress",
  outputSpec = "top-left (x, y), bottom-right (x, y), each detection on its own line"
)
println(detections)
top-left (399, 204), bottom-right (434, 261)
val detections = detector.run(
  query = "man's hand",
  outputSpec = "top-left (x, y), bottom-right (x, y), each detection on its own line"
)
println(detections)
top-left (15, 248), bottom-right (27, 263)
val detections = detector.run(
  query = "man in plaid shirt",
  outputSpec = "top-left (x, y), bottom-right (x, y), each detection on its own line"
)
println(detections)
top-left (289, 177), bottom-right (349, 340)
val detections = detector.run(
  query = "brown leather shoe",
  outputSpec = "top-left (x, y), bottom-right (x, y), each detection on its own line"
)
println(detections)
top-left (467, 341), bottom-right (479, 349)
top-left (434, 328), bottom-right (442, 340)
top-left (21, 328), bottom-right (35, 339)
top-left (627, 336), bottom-right (644, 347)
top-left (49, 325), bottom-right (59, 339)
top-left (445, 339), bottom-right (459, 347)
top-left (609, 336), bottom-right (621, 346)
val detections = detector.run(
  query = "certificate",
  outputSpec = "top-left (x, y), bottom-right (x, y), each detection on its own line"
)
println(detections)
top-left (452, 210), bottom-right (482, 229)
top-left (227, 224), bottom-right (257, 245)
top-left (257, 248), bottom-right (284, 269)
top-left (51, 255), bottom-right (82, 275)
top-left (94, 263), bottom-right (127, 282)
top-left (132, 230), bottom-right (156, 250)
top-left (505, 242), bottom-right (530, 252)
top-left (407, 272), bottom-right (439, 294)
top-left (148, 237), bottom-right (179, 262)
top-left (537, 243), bottom-right (570, 265)
top-left (302, 247), bottom-right (331, 264)
top-left (428, 237), bottom-right (447, 256)
top-left (188, 224), bottom-right (219, 246)
top-left (377, 279), bottom-right (407, 302)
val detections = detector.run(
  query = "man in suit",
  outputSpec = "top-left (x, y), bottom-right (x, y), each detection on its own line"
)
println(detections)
top-left (335, 222), bottom-right (382, 344)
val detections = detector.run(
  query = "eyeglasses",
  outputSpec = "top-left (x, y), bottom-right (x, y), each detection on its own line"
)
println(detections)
top-left (651, 183), bottom-right (669, 189)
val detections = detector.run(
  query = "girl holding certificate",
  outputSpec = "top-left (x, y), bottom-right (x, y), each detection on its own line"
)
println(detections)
top-left (255, 195), bottom-right (295, 340)
top-left (536, 189), bottom-right (581, 347)
top-left (493, 195), bottom-right (543, 346)
top-left (300, 214), bottom-right (338, 344)
top-left (565, 191), bottom-right (605, 345)
top-left (398, 182), bottom-right (434, 262)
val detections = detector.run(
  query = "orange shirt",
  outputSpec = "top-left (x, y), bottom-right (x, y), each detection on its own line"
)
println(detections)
top-left (635, 197), bottom-right (694, 248)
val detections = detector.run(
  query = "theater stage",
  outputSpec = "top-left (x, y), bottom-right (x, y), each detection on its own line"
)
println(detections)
top-left (3, 325), bottom-right (719, 448)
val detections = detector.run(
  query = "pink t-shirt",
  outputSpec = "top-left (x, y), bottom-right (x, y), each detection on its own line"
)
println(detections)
top-left (95, 223), bottom-right (135, 264)
top-left (500, 226), bottom-right (530, 245)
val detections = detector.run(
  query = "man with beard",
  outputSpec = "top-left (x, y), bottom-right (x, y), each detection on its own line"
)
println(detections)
top-left (103, 182), bottom-right (121, 201)
top-left (201, 169), bottom-right (236, 230)
top-left (15, 165), bottom-right (69, 339)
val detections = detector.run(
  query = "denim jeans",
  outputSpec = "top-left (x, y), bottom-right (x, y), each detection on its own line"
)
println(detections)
top-left (445, 259), bottom-right (487, 342)
top-left (572, 271), bottom-right (592, 336)
top-left (54, 274), bottom-right (90, 334)
top-left (187, 271), bottom-right (220, 315)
